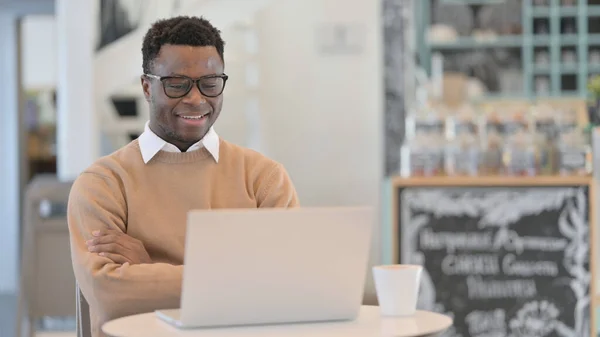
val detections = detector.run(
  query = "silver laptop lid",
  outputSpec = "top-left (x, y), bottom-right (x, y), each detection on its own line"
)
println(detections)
top-left (180, 206), bottom-right (373, 328)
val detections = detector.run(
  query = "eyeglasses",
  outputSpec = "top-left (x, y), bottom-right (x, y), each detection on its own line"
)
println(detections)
top-left (144, 73), bottom-right (229, 98)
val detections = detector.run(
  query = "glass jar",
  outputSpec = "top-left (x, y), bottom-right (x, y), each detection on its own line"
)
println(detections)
top-left (480, 108), bottom-right (504, 175)
top-left (502, 108), bottom-right (536, 176)
top-left (400, 109), bottom-right (445, 177)
top-left (556, 121), bottom-right (592, 176)
top-left (532, 104), bottom-right (558, 175)
top-left (445, 105), bottom-right (481, 176)
top-left (503, 130), bottom-right (537, 176)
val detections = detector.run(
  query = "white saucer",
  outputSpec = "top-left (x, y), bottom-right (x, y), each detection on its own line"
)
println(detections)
top-left (379, 310), bottom-right (453, 337)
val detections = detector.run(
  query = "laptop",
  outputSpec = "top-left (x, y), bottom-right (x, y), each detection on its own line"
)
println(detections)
top-left (155, 206), bottom-right (373, 329)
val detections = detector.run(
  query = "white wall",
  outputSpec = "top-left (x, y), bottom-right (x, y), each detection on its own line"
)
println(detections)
top-left (0, 12), bottom-right (21, 294)
top-left (21, 15), bottom-right (56, 90)
top-left (251, 0), bottom-right (384, 301)
top-left (56, 0), bottom-right (99, 181)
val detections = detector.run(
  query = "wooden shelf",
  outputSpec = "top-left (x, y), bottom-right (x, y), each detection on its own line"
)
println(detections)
top-left (588, 5), bottom-right (600, 17)
top-left (588, 34), bottom-right (600, 45)
top-left (439, 0), bottom-right (504, 4)
top-left (392, 175), bottom-right (593, 187)
top-left (429, 36), bottom-right (523, 50)
top-left (560, 35), bottom-right (579, 46)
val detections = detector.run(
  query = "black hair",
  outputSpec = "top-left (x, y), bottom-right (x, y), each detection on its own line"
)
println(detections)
top-left (141, 16), bottom-right (225, 74)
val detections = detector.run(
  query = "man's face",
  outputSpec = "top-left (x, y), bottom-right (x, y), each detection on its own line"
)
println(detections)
top-left (141, 44), bottom-right (224, 150)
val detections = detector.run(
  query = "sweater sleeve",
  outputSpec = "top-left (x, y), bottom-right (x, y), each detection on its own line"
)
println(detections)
top-left (257, 163), bottom-right (300, 208)
top-left (67, 172), bottom-right (182, 321)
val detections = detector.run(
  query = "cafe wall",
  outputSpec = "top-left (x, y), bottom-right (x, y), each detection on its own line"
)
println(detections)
top-left (244, 0), bottom-right (384, 301)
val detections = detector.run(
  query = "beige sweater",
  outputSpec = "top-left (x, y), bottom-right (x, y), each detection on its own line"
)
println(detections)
top-left (67, 139), bottom-right (299, 337)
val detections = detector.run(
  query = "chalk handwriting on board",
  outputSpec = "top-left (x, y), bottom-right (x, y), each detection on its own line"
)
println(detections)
top-left (441, 254), bottom-right (499, 275)
top-left (419, 228), bottom-right (569, 255)
top-left (501, 254), bottom-right (558, 277)
top-left (466, 309), bottom-right (506, 336)
top-left (493, 230), bottom-right (568, 254)
top-left (466, 276), bottom-right (537, 300)
top-left (509, 300), bottom-right (559, 337)
top-left (400, 187), bottom-right (590, 337)
top-left (402, 188), bottom-right (577, 227)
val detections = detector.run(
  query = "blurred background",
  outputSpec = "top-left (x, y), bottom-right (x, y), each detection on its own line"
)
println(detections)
top-left (3, 0), bottom-right (600, 336)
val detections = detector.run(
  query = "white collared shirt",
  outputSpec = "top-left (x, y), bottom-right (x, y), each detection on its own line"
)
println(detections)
top-left (138, 121), bottom-right (220, 164)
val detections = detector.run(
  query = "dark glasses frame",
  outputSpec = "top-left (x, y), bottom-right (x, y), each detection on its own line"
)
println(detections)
top-left (144, 73), bottom-right (229, 98)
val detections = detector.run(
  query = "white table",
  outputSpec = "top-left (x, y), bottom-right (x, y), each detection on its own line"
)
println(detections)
top-left (102, 305), bottom-right (452, 337)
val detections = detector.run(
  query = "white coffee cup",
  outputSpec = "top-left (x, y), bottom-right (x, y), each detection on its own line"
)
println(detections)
top-left (373, 264), bottom-right (422, 316)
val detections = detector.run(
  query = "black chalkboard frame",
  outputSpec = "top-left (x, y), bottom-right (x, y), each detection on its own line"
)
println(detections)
top-left (391, 176), bottom-right (597, 337)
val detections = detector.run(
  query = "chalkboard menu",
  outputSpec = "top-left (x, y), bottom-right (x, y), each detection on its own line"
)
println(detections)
top-left (398, 186), bottom-right (591, 337)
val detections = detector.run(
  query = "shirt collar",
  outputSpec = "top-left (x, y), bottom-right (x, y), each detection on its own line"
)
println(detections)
top-left (138, 121), bottom-right (220, 164)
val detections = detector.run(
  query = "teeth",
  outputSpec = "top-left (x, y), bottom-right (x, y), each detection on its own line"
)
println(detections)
top-left (181, 114), bottom-right (207, 120)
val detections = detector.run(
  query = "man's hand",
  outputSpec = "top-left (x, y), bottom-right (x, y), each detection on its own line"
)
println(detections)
top-left (86, 229), bottom-right (152, 264)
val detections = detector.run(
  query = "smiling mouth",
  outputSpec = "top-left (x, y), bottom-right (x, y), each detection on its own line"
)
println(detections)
top-left (179, 112), bottom-right (210, 120)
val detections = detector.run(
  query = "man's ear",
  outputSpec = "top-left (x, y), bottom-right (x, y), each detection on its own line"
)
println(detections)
top-left (141, 75), bottom-right (151, 102)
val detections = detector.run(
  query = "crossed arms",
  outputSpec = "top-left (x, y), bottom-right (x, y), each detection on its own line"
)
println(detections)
top-left (67, 173), bottom-right (183, 320)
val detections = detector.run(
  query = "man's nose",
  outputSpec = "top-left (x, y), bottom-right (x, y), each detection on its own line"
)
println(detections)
top-left (182, 83), bottom-right (206, 104)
